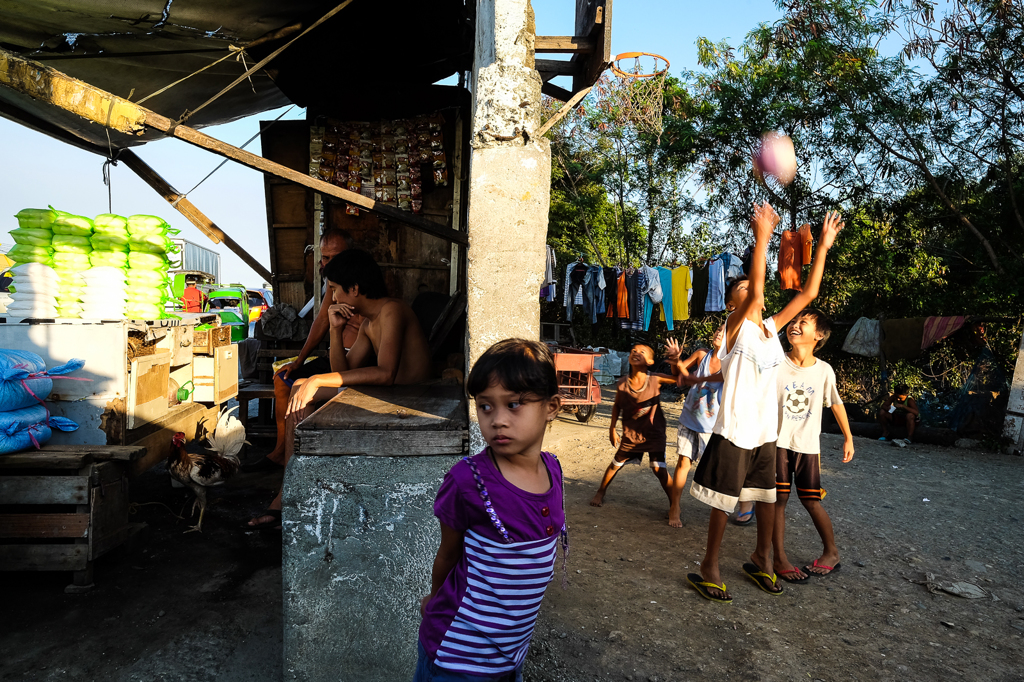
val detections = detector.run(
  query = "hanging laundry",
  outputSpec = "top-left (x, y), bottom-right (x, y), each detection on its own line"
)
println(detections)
top-left (921, 316), bottom-right (967, 350)
top-left (841, 317), bottom-right (881, 357)
top-left (656, 266), bottom-right (674, 331)
top-left (564, 261), bottom-right (590, 320)
top-left (705, 258), bottom-right (726, 312)
top-left (541, 245), bottom-right (557, 302)
top-left (798, 223), bottom-right (813, 265)
top-left (603, 267), bottom-right (619, 318)
top-left (690, 264), bottom-right (709, 315)
top-left (608, 270), bottom-right (628, 320)
top-left (719, 252), bottom-right (745, 284)
top-left (622, 268), bottom-right (647, 331)
top-left (591, 265), bottom-right (607, 316)
top-left (881, 318), bottom-right (927, 360)
top-left (667, 266), bottom-right (691, 322)
top-left (641, 265), bottom-right (663, 331)
top-left (778, 230), bottom-right (803, 291)
top-left (562, 262), bottom-right (584, 307)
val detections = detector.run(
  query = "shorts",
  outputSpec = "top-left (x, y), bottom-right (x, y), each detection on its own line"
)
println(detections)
top-left (413, 641), bottom-right (522, 682)
top-left (689, 434), bottom-right (777, 512)
top-left (614, 450), bottom-right (667, 469)
top-left (776, 448), bottom-right (822, 501)
top-left (677, 427), bottom-right (711, 463)
top-left (276, 355), bottom-right (331, 387)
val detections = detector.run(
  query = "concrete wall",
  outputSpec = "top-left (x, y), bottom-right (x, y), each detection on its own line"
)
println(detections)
top-left (282, 453), bottom-right (461, 681)
top-left (1003, 329), bottom-right (1024, 454)
top-left (466, 0), bottom-right (552, 452)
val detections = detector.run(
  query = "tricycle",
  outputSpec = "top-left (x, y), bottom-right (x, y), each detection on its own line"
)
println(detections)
top-left (549, 345), bottom-right (602, 423)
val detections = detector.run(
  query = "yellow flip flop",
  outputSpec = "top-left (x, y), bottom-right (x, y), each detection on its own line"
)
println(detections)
top-left (687, 573), bottom-right (733, 603)
top-left (742, 562), bottom-right (784, 596)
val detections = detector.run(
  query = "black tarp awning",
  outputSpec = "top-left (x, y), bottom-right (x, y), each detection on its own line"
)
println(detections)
top-left (0, 0), bottom-right (474, 151)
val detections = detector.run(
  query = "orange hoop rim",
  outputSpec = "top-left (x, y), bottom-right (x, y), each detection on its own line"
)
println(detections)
top-left (610, 52), bottom-right (670, 79)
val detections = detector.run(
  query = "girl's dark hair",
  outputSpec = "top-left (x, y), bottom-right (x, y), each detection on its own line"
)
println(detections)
top-left (323, 248), bottom-right (388, 299)
top-left (467, 339), bottom-right (559, 400)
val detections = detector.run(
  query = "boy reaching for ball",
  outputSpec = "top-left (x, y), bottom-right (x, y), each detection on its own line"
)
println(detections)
top-left (681, 203), bottom-right (844, 603)
top-left (772, 309), bottom-right (855, 584)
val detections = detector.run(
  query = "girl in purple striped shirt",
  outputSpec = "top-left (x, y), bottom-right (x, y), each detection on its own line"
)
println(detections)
top-left (416, 339), bottom-right (567, 682)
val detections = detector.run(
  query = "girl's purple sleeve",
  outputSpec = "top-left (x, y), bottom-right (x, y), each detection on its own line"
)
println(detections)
top-left (433, 464), bottom-right (468, 532)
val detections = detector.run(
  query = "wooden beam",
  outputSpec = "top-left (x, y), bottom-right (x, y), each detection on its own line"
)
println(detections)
top-left (541, 82), bottom-right (576, 102)
top-left (535, 36), bottom-right (595, 53)
top-left (537, 87), bottom-right (592, 137)
top-left (0, 46), bottom-right (468, 248)
top-left (119, 150), bottom-right (273, 282)
top-left (535, 59), bottom-right (580, 77)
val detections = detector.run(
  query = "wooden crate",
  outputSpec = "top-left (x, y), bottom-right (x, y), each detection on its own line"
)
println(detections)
top-left (193, 344), bottom-right (239, 404)
top-left (193, 326), bottom-right (231, 355)
top-left (0, 444), bottom-right (146, 590)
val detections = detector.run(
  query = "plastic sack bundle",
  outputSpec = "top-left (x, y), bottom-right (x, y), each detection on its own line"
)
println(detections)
top-left (127, 215), bottom-right (175, 236)
top-left (15, 208), bottom-right (57, 230)
top-left (128, 251), bottom-right (173, 271)
top-left (11, 263), bottom-right (58, 284)
top-left (126, 303), bottom-right (164, 320)
top-left (128, 233), bottom-right (179, 254)
top-left (82, 266), bottom-right (127, 285)
top-left (89, 250), bottom-right (129, 268)
top-left (90, 233), bottom-right (129, 251)
top-left (0, 404), bottom-right (79, 454)
top-left (10, 227), bottom-right (53, 248)
top-left (127, 271), bottom-right (170, 288)
top-left (80, 306), bottom-right (126, 320)
top-left (8, 244), bottom-right (54, 265)
top-left (0, 349), bottom-right (85, 411)
top-left (126, 286), bottom-right (168, 304)
top-left (51, 234), bottom-right (93, 254)
top-left (52, 252), bottom-right (92, 270)
top-left (9, 280), bottom-right (58, 297)
top-left (51, 210), bottom-right (94, 237)
top-left (93, 214), bottom-right (128, 232)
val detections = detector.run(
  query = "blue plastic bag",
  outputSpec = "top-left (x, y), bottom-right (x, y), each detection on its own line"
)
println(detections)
top-left (0, 404), bottom-right (79, 454)
top-left (0, 349), bottom-right (85, 411)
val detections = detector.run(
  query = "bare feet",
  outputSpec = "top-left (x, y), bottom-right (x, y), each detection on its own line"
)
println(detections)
top-left (668, 504), bottom-right (682, 528)
top-left (589, 492), bottom-right (604, 507)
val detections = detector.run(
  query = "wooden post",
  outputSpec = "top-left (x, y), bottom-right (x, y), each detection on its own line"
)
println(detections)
top-left (119, 151), bottom-right (273, 282)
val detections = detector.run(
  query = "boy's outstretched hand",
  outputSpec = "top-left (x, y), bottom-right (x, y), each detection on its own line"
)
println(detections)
top-left (665, 337), bottom-right (682, 361)
top-left (818, 211), bottom-right (845, 250)
top-left (751, 201), bottom-right (780, 245)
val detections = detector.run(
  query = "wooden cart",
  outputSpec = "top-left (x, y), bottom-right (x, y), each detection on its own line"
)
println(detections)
top-left (550, 345), bottom-right (602, 423)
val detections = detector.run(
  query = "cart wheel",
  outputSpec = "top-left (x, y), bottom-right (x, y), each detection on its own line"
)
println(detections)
top-left (575, 405), bottom-right (596, 423)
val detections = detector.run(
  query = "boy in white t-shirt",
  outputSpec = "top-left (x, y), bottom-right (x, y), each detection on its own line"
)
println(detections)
top-left (772, 309), bottom-right (855, 583)
top-left (681, 203), bottom-right (845, 603)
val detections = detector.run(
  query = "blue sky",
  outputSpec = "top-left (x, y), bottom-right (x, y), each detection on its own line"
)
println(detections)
top-left (0, 0), bottom-right (782, 284)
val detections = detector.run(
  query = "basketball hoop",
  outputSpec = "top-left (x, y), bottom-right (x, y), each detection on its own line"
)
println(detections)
top-left (608, 52), bottom-right (670, 137)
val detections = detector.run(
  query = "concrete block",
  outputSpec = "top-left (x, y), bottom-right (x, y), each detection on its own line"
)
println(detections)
top-left (282, 453), bottom-right (461, 681)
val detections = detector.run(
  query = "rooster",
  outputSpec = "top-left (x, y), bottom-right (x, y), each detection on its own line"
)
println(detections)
top-left (168, 406), bottom-right (248, 532)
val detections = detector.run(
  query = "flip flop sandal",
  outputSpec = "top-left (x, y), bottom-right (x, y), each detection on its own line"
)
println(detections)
top-left (733, 509), bottom-right (755, 526)
top-left (742, 563), bottom-right (785, 596)
top-left (803, 559), bottom-right (841, 577)
top-left (687, 573), bottom-right (733, 603)
top-left (243, 509), bottom-right (281, 531)
top-left (777, 567), bottom-right (810, 584)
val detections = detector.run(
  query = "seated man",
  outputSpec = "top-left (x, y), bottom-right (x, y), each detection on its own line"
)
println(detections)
top-left (181, 281), bottom-right (207, 313)
top-left (877, 384), bottom-right (920, 445)
top-left (243, 227), bottom-right (363, 472)
top-left (246, 249), bottom-right (431, 528)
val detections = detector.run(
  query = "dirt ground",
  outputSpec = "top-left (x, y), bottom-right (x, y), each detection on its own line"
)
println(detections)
top-left (3, 388), bottom-right (1024, 681)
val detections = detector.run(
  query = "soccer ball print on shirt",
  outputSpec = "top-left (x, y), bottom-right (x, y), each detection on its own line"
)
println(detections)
top-left (783, 381), bottom-right (814, 421)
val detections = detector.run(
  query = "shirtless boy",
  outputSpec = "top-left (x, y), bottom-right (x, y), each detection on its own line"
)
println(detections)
top-left (246, 249), bottom-right (431, 528)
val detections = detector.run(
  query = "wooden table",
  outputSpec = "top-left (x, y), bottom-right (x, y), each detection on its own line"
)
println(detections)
top-left (295, 382), bottom-right (468, 456)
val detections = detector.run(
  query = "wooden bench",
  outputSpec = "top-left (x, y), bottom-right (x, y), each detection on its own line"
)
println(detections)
top-left (0, 444), bottom-right (146, 591)
top-left (237, 349), bottom-right (327, 439)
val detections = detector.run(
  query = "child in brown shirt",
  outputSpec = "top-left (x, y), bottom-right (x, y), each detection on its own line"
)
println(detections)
top-left (590, 344), bottom-right (678, 509)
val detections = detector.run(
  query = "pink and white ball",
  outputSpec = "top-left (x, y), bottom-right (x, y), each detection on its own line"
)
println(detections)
top-left (753, 131), bottom-right (796, 185)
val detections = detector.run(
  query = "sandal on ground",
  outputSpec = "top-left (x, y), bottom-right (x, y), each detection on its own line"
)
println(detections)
top-left (733, 508), bottom-right (755, 526)
top-left (803, 559), bottom-right (841, 577)
top-left (687, 573), bottom-right (732, 603)
top-left (777, 567), bottom-right (810, 584)
top-left (742, 562), bottom-right (784, 596)
top-left (243, 509), bottom-right (281, 530)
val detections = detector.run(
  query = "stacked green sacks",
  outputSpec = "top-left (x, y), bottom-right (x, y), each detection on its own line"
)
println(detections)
top-left (90, 214), bottom-right (131, 270)
top-left (9, 208), bottom-right (57, 266)
top-left (125, 215), bottom-right (178, 320)
top-left (55, 270), bottom-right (87, 318)
top-left (50, 208), bottom-right (94, 273)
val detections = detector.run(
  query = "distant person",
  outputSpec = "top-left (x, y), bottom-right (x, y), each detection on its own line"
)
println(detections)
top-left (242, 228), bottom-right (364, 473)
top-left (589, 343), bottom-right (678, 511)
top-left (877, 384), bottom-right (919, 445)
top-left (771, 309), bottom-right (855, 584)
top-left (666, 324), bottom-right (726, 528)
top-left (181, 281), bottom-right (207, 313)
top-left (417, 339), bottom-right (566, 681)
top-left (245, 249), bottom-right (431, 529)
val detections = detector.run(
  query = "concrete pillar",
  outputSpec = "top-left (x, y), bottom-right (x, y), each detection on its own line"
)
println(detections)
top-left (465, 0), bottom-right (552, 451)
